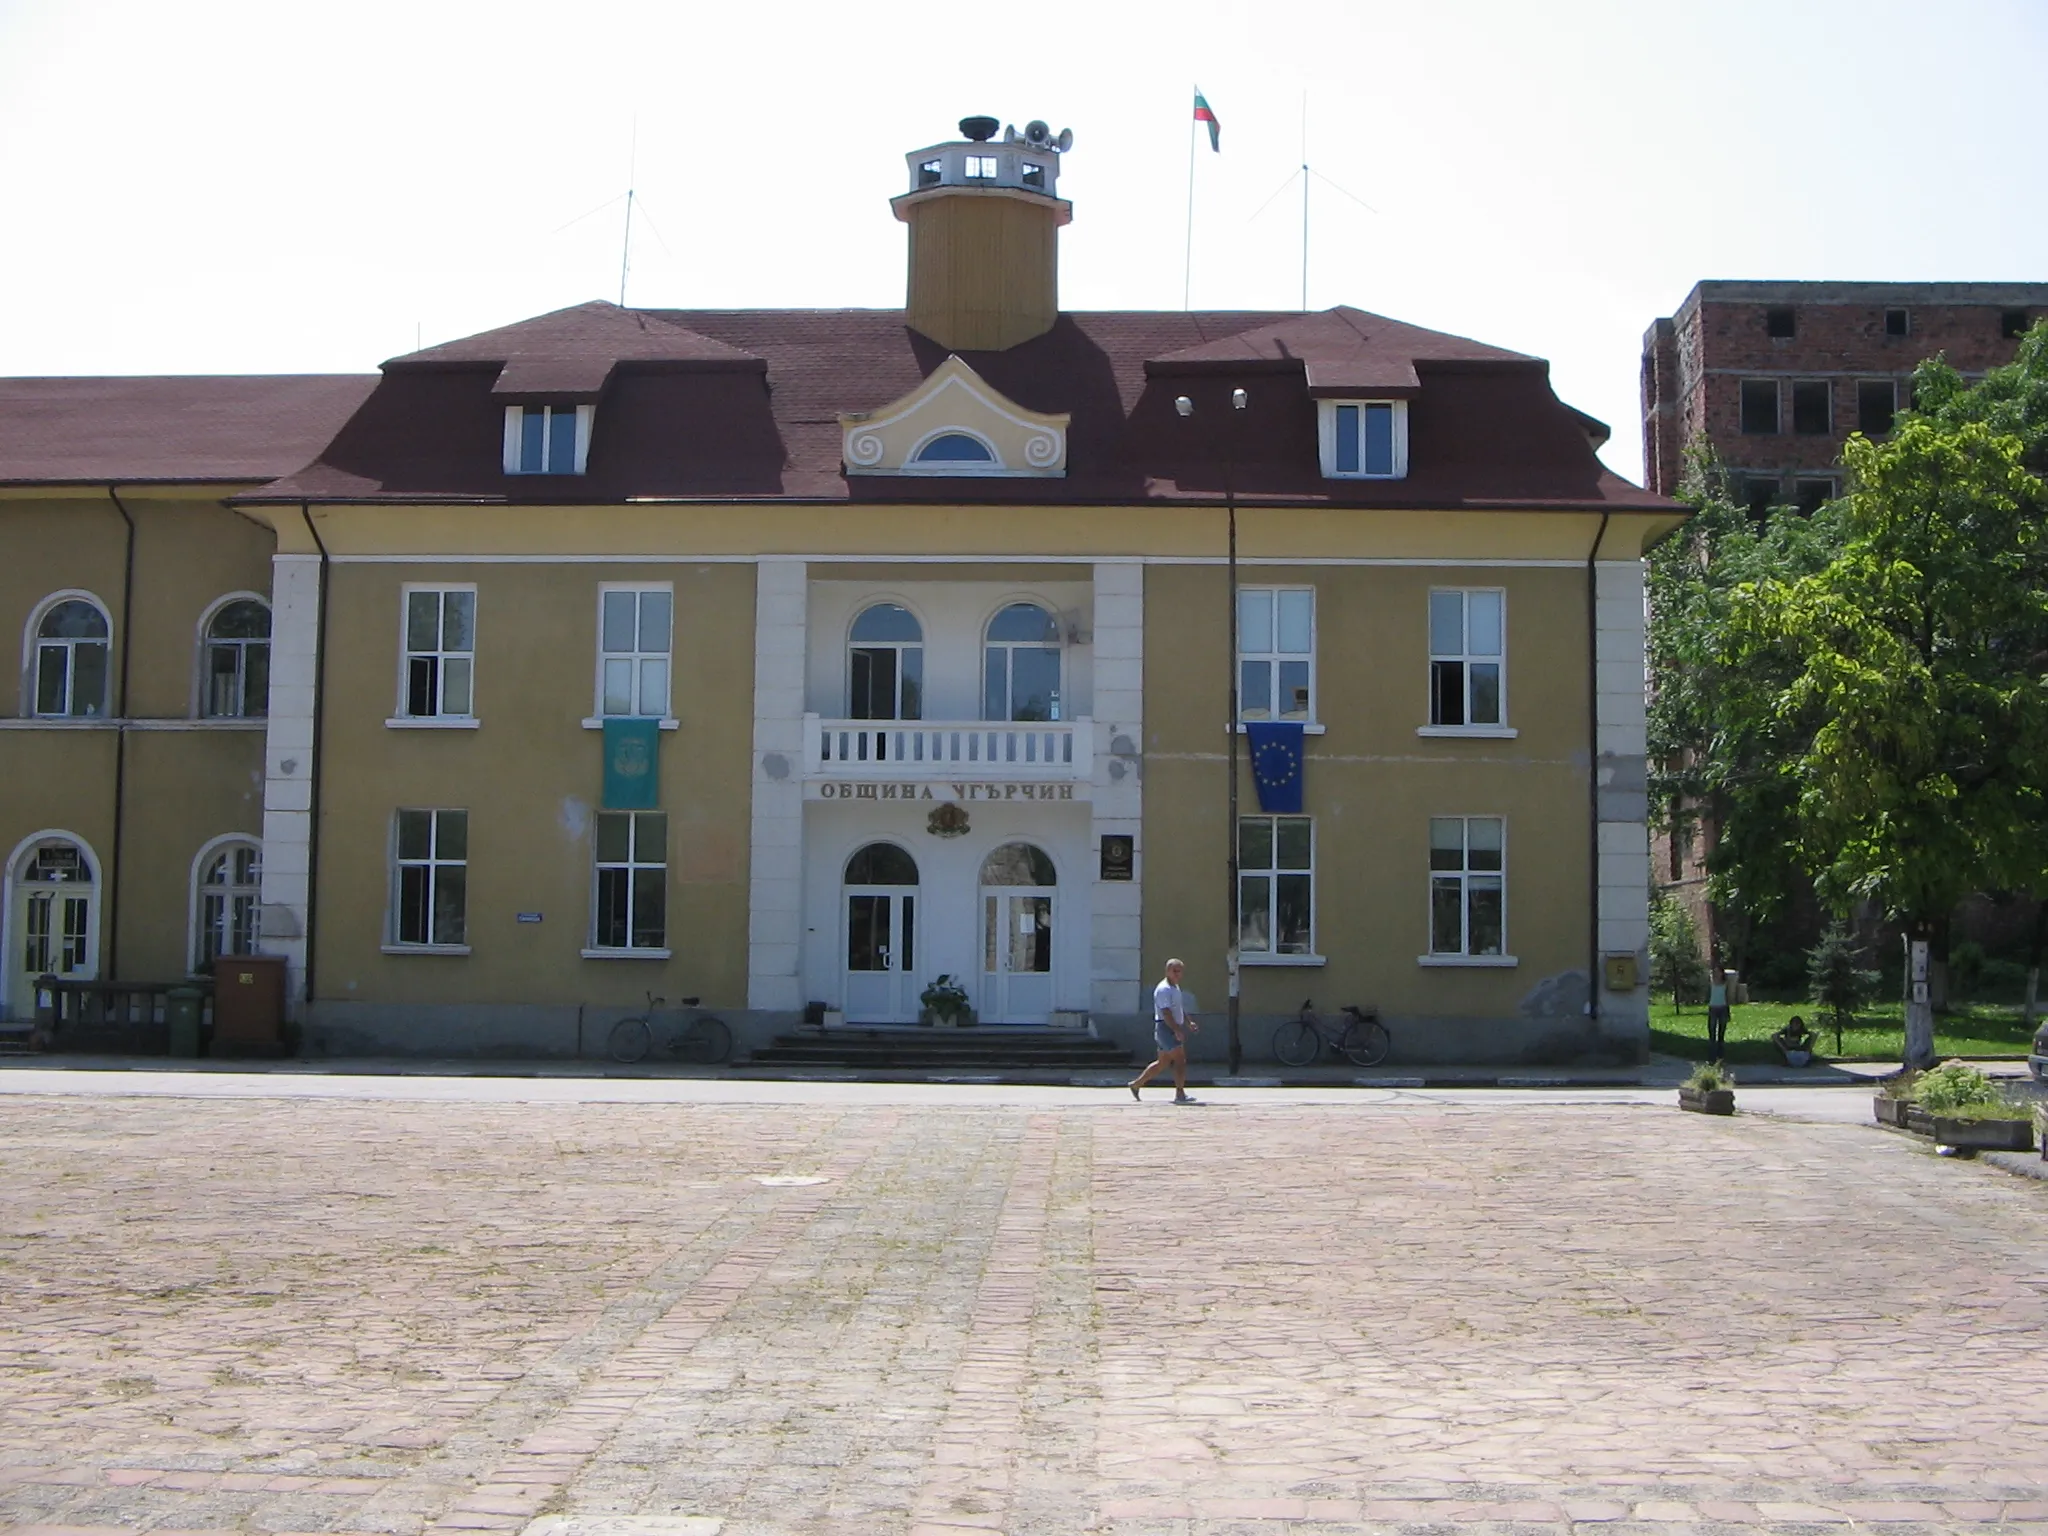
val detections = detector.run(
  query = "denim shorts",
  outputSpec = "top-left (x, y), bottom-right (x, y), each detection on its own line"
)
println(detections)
top-left (1154, 1023), bottom-right (1182, 1054)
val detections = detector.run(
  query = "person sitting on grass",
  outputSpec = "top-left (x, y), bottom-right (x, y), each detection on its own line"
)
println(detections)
top-left (1771, 1014), bottom-right (1816, 1064)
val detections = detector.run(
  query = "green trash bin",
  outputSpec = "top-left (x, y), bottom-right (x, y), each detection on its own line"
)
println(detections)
top-left (166, 986), bottom-right (204, 1059)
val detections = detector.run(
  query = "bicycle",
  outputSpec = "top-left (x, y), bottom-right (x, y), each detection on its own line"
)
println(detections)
top-left (1272, 998), bottom-right (1389, 1068)
top-left (607, 993), bottom-right (733, 1066)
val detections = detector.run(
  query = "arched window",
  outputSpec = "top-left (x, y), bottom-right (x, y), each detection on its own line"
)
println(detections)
top-left (912, 433), bottom-right (996, 465)
top-left (845, 842), bottom-right (919, 885)
top-left (193, 840), bottom-right (262, 969)
top-left (983, 602), bottom-right (1061, 721)
top-left (849, 603), bottom-right (923, 721)
top-left (31, 597), bottom-right (111, 718)
top-left (202, 599), bottom-right (271, 719)
top-left (978, 842), bottom-right (1056, 887)
top-left (10, 836), bottom-right (98, 1001)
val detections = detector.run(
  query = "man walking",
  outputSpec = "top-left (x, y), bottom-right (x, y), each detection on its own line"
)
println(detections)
top-left (1130, 957), bottom-right (1199, 1103)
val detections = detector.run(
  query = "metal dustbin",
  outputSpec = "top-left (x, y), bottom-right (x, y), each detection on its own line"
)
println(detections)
top-left (166, 986), bottom-right (205, 1059)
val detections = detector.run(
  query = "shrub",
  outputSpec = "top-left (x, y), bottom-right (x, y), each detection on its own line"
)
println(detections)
top-left (1684, 1061), bottom-right (1734, 1093)
top-left (1909, 1060), bottom-right (2002, 1114)
top-left (1650, 893), bottom-right (1711, 1007)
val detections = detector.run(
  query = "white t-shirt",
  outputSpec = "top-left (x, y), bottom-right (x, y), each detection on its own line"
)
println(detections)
top-left (1153, 979), bottom-right (1186, 1025)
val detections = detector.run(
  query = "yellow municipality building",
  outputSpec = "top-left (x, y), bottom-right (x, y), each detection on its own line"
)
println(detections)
top-left (0, 117), bottom-right (1682, 1064)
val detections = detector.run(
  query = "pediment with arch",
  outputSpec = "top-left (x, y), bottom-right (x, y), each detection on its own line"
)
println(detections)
top-left (840, 356), bottom-right (1068, 478)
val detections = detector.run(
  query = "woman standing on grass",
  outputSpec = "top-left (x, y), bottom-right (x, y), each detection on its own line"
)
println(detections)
top-left (1706, 964), bottom-right (1731, 1062)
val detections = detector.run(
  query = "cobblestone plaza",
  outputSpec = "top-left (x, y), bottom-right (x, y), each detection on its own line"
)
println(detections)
top-left (2, 1085), bottom-right (2045, 1535)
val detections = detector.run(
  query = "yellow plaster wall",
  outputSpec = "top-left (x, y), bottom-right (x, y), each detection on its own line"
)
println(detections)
top-left (308, 561), bottom-right (756, 1014)
top-left (1140, 562), bottom-right (1594, 1026)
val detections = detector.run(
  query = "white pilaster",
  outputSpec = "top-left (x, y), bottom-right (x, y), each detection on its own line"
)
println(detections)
top-left (1089, 561), bottom-right (1144, 1016)
top-left (748, 559), bottom-right (808, 1010)
top-left (258, 554), bottom-right (320, 1016)
top-left (1594, 560), bottom-right (1650, 1022)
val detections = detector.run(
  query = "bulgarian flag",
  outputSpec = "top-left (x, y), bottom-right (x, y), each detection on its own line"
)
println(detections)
top-left (1193, 90), bottom-right (1221, 152)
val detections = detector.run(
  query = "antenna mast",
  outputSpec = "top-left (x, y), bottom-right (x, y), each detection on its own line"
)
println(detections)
top-left (1300, 92), bottom-right (1309, 311)
top-left (618, 118), bottom-right (638, 307)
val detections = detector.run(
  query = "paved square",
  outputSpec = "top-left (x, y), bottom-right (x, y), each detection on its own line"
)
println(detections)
top-left (2, 1087), bottom-right (2046, 1535)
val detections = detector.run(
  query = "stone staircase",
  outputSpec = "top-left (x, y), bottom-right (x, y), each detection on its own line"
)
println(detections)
top-left (742, 1024), bottom-right (1133, 1073)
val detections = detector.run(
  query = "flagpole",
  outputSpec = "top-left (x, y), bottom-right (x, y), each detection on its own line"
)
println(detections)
top-left (1184, 87), bottom-right (1198, 310)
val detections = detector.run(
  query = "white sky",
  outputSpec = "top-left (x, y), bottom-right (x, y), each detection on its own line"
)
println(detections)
top-left (2, 0), bottom-right (2044, 485)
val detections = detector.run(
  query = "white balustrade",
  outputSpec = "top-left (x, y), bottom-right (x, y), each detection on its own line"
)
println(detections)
top-left (805, 715), bottom-right (1087, 779)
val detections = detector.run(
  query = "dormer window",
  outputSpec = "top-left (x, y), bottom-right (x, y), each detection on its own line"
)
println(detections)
top-left (503, 404), bottom-right (593, 476)
top-left (964, 155), bottom-right (999, 180)
top-left (1319, 400), bottom-right (1408, 479)
top-left (912, 432), bottom-right (996, 466)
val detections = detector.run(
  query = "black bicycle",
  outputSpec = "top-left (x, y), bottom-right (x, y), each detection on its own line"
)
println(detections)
top-left (1272, 998), bottom-right (1389, 1068)
top-left (607, 993), bottom-right (733, 1066)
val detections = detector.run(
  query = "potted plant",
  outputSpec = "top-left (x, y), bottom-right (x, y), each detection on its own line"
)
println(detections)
top-left (918, 974), bottom-right (974, 1028)
top-left (1678, 1061), bottom-right (1736, 1115)
top-left (1770, 1014), bottom-right (1817, 1068)
top-left (1873, 1069), bottom-right (1917, 1128)
top-left (1907, 1060), bottom-right (2036, 1152)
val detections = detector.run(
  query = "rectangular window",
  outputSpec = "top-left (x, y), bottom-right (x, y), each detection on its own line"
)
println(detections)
top-left (598, 586), bottom-right (672, 718)
top-left (1322, 400), bottom-right (1406, 478)
top-left (1239, 815), bottom-right (1313, 956)
top-left (1739, 474), bottom-right (1782, 518)
top-left (1766, 307), bottom-right (1796, 339)
top-left (2001, 309), bottom-right (2030, 340)
top-left (1885, 307), bottom-right (1910, 338)
top-left (592, 811), bottom-right (667, 951)
top-left (1791, 380), bottom-right (1831, 435)
top-left (402, 588), bottom-right (476, 718)
top-left (1020, 160), bottom-right (1045, 189)
top-left (918, 158), bottom-right (942, 186)
top-left (1429, 815), bottom-right (1505, 957)
top-left (502, 405), bottom-right (591, 475)
top-left (1793, 477), bottom-right (1835, 515)
top-left (964, 155), bottom-right (998, 179)
top-left (1428, 589), bottom-right (1504, 727)
top-left (1857, 379), bottom-right (1896, 437)
top-left (1739, 379), bottom-right (1780, 434)
top-left (393, 809), bottom-right (467, 947)
top-left (1238, 587), bottom-right (1313, 722)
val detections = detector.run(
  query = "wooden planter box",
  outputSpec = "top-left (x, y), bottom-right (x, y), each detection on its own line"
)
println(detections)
top-left (1873, 1096), bottom-right (1912, 1128)
top-left (1679, 1087), bottom-right (1735, 1116)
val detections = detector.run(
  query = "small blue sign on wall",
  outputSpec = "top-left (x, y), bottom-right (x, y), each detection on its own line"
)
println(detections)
top-left (516, 912), bottom-right (544, 924)
top-left (602, 718), bottom-right (660, 810)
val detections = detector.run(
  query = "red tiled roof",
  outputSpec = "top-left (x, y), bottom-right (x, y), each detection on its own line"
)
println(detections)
top-left (0, 375), bottom-right (377, 485)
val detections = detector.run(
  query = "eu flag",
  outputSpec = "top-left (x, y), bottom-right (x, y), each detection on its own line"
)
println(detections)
top-left (1245, 720), bottom-right (1305, 813)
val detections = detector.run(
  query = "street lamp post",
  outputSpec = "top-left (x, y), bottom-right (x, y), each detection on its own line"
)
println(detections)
top-left (1175, 386), bottom-right (1249, 1076)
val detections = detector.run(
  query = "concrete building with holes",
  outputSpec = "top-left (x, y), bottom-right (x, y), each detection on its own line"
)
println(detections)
top-left (1, 115), bottom-right (1683, 1064)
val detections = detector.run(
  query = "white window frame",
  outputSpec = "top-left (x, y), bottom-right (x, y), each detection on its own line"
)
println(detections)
top-left (593, 584), bottom-right (674, 724)
top-left (1421, 814), bottom-right (1515, 966)
top-left (1420, 588), bottom-right (1514, 738)
top-left (1237, 814), bottom-right (1321, 965)
top-left (502, 404), bottom-right (594, 476)
top-left (195, 593), bottom-right (271, 720)
top-left (901, 428), bottom-right (1008, 477)
top-left (981, 599), bottom-right (1063, 722)
top-left (190, 835), bottom-right (262, 972)
top-left (584, 810), bottom-right (670, 958)
top-left (391, 585), bottom-right (478, 728)
top-left (24, 591), bottom-right (113, 720)
top-left (386, 808), bottom-right (469, 953)
top-left (963, 154), bottom-right (999, 180)
top-left (1237, 586), bottom-right (1316, 727)
top-left (1317, 399), bottom-right (1409, 479)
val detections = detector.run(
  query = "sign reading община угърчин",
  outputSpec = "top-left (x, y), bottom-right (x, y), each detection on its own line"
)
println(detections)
top-left (806, 780), bottom-right (1087, 802)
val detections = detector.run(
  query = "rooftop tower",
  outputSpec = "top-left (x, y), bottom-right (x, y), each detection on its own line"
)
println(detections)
top-left (893, 114), bottom-right (1073, 352)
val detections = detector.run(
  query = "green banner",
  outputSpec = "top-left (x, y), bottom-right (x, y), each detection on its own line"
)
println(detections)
top-left (602, 718), bottom-right (660, 810)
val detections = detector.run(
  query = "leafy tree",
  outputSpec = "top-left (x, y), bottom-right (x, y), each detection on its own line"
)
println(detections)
top-left (1806, 922), bottom-right (1878, 1054)
top-left (1646, 464), bottom-right (1842, 937)
top-left (1648, 891), bottom-right (1710, 1007)
top-left (1718, 332), bottom-right (2048, 1067)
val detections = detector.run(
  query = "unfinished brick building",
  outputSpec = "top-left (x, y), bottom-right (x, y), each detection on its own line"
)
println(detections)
top-left (1642, 280), bottom-right (2048, 511)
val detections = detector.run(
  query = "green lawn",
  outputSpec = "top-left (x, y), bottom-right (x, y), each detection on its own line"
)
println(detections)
top-left (1651, 997), bottom-right (2039, 1064)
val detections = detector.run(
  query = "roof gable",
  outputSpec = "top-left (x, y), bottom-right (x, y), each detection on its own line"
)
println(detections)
top-left (840, 355), bottom-right (1070, 477)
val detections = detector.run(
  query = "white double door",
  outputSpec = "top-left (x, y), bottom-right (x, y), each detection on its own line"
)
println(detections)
top-left (7, 847), bottom-right (97, 1021)
top-left (980, 887), bottom-right (1054, 1024)
top-left (843, 886), bottom-right (918, 1023)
